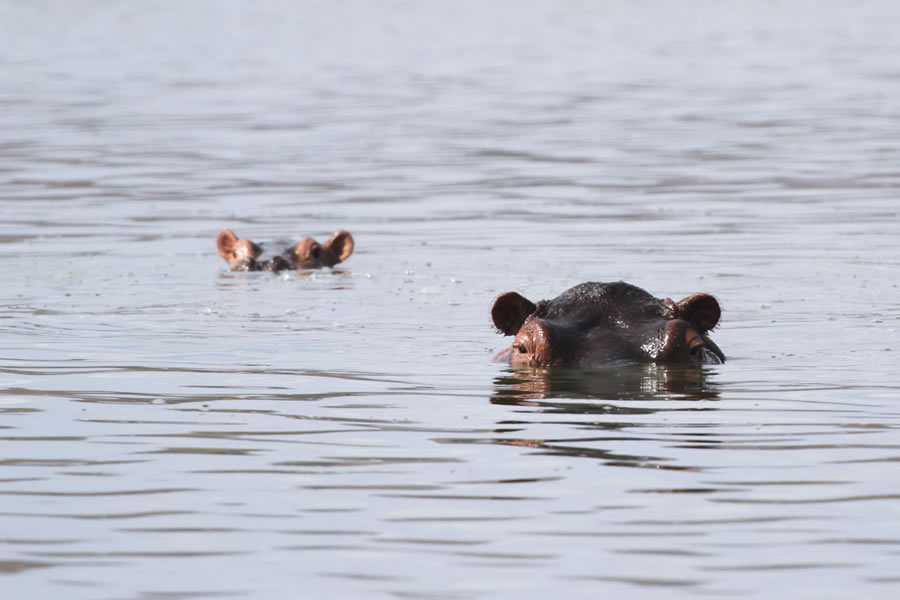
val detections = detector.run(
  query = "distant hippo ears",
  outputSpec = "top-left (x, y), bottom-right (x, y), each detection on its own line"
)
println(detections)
top-left (676, 293), bottom-right (721, 333)
top-left (491, 292), bottom-right (537, 336)
top-left (216, 229), bottom-right (239, 261)
top-left (216, 229), bottom-right (262, 263)
top-left (291, 229), bottom-right (355, 268)
top-left (325, 229), bottom-right (354, 264)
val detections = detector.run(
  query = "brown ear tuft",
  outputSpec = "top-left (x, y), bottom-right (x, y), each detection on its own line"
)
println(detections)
top-left (491, 292), bottom-right (537, 336)
top-left (677, 293), bottom-right (721, 332)
top-left (216, 229), bottom-right (239, 262)
top-left (325, 229), bottom-right (354, 264)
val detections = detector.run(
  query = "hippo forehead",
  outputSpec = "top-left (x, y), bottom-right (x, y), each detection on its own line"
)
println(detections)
top-left (532, 281), bottom-right (672, 327)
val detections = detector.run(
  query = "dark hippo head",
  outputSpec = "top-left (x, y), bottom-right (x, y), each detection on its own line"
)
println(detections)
top-left (216, 228), bottom-right (354, 272)
top-left (491, 281), bottom-right (724, 368)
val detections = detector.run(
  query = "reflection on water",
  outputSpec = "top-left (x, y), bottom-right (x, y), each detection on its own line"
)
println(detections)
top-left (492, 364), bottom-right (720, 405)
top-left (459, 366), bottom-right (722, 470)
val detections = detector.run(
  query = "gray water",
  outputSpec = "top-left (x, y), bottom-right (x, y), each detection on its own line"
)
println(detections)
top-left (2, 1), bottom-right (900, 598)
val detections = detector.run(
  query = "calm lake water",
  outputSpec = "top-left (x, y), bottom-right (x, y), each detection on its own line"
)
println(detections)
top-left (2, 1), bottom-right (900, 598)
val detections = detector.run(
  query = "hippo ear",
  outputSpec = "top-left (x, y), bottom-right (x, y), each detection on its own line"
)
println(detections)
top-left (216, 229), bottom-right (239, 261)
top-left (491, 292), bottom-right (536, 336)
top-left (677, 293), bottom-right (721, 332)
top-left (325, 229), bottom-right (354, 263)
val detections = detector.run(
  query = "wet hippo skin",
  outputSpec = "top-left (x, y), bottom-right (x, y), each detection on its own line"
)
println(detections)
top-left (492, 281), bottom-right (725, 368)
top-left (216, 228), bottom-right (354, 272)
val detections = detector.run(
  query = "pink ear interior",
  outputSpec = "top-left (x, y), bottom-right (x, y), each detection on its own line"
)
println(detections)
top-left (326, 229), bottom-right (354, 263)
top-left (216, 229), bottom-right (239, 261)
top-left (491, 291), bottom-right (537, 335)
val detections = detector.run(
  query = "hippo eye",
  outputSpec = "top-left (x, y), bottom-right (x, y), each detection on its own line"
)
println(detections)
top-left (514, 343), bottom-right (528, 354)
top-left (310, 246), bottom-right (322, 260)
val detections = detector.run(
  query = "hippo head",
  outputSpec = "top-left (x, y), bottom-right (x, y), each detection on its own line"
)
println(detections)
top-left (491, 281), bottom-right (724, 368)
top-left (287, 229), bottom-right (354, 269)
top-left (216, 228), bottom-right (354, 272)
top-left (216, 229), bottom-right (265, 271)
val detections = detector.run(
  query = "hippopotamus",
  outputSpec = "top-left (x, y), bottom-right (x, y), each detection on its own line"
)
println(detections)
top-left (491, 281), bottom-right (724, 368)
top-left (216, 228), bottom-right (354, 272)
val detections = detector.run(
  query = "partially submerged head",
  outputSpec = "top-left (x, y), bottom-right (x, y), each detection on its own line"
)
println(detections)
top-left (216, 228), bottom-right (354, 272)
top-left (491, 281), bottom-right (724, 368)
top-left (216, 229), bottom-right (263, 271)
top-left (288, 229), bottom-right (354, 269)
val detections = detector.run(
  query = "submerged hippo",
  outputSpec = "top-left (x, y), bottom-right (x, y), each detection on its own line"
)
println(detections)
top-left (216, 228), bottom-right (354, 272)
top-left (491, 281), bottom-right (725, 368)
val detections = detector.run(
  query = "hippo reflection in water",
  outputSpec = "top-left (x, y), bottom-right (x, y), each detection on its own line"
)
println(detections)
top-left (492, 281), bottom-right (725, 368)
top-left (216, 228), bottom-right (354, 272)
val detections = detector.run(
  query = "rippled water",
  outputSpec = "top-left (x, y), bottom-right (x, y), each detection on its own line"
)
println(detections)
top-left (2, 1), bottom-right (900, 598)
